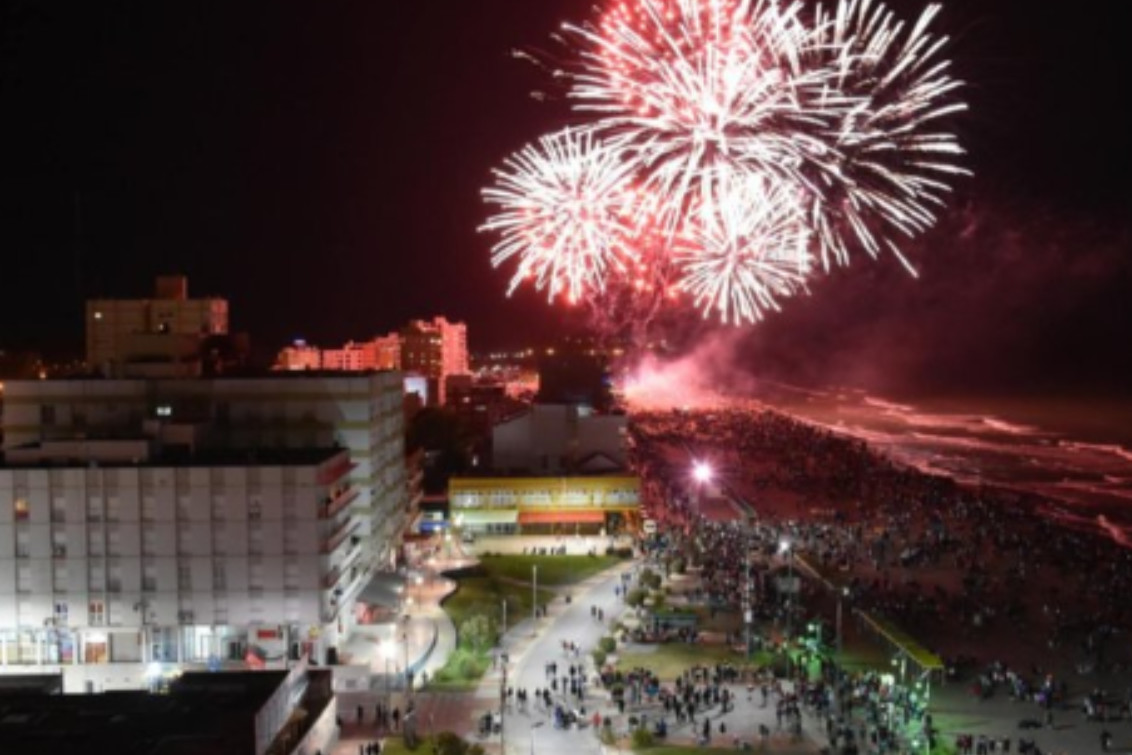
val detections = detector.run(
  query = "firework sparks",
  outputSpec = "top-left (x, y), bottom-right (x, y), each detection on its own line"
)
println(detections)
top-left (676, 169), bottom-right (812, 324)
top-left (565, 0), bottom-right (827, 232)
top-left (804, 0), bottom-right (970, 271)
top-left (481, 0), bottom-right (967, 333)
top-left (480, 128), bottom-right (640, 304)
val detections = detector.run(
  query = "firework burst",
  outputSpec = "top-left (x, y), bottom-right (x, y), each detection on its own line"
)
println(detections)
top-left (480, 0), bottom-right (967, 333)
top-left (675, 169), bottom-right (812, 324)
top-left (480, 128), bottom-right (640, 304)
top-left (803, 0), bottom-right (970, 271)
top-left (565, 0), bottom-right (829, 232)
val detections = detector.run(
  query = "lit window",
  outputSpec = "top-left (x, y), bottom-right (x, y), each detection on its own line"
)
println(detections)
top-left (156, 405), bottom-right (173, 418)
top-left (14, 498), bottom-right (29, 520)
top-left (93, 311), bottom-right (103, 320)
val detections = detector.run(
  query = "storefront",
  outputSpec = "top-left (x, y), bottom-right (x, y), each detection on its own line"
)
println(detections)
top-left (449, 476), bottom-right (641, 535)
top-left (454, 509), bottom-right (520, 535)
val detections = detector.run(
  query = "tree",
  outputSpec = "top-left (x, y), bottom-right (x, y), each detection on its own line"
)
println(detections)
top-left (432, 731), bottom-right (486, 755)
top-left (460, 615), bottom-right (496, 653)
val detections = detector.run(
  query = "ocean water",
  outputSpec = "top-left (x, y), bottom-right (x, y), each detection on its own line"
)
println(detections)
top-left (754, 383), bottom-right (1132, 545)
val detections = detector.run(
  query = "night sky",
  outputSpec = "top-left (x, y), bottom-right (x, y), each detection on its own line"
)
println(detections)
top-left (2, 0), bottom-right (1129, 392)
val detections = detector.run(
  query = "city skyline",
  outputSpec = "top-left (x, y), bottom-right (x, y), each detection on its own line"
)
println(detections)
top-left (1, 0), bottom-right (1129, 394)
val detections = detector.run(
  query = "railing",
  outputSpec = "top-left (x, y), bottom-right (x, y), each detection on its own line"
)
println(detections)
top-left (320, 488), bottom-right (359, 520)
top-left (320, 520), bottom-right (358, 555)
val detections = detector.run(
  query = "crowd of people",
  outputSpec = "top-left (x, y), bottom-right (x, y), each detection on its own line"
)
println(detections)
top-left (629, 407), bottom-right (1132, 679)
top-left (624, 405), bottom-right (1132, 753)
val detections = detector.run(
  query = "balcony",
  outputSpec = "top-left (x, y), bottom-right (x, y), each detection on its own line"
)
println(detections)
top-left (319, 488), bottom-right (359, 520)
top-left (320, 520), bottom-right (359, 555)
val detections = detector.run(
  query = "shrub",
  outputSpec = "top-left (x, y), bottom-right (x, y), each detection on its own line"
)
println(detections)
top-left (625, 588), bottom-right (648, 608)
top-left (598, 636), bottom-right (617, 654)
top-left (592, 649), bottom-right (607, 667)
top-left (639, 568), bottom-right (662, 590)
top-left (631, 726), bottom-right (655, 748)
top-left (606, 546), bottom-right (634, 558)
top-left (460, 615), bottom-right (496, 653)
top-left (599, 725), bottom-right (616, 745)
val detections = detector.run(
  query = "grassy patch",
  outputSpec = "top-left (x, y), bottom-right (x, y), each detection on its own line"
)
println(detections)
top-left (479, 554), bottom-right (621, 586)
top-left (430, 647), bottom-right (492, 688)
top-left (442, 576), bottom-right (555, 636)
top-left (432, 569), bottom-right (556, 686)
top-left (636, 747), bottom-right (811, 755)
top-left (616, 644), bottom-right (773, 680)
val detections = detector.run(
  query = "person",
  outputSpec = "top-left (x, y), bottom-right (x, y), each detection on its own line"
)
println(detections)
top-left (1101, 730), bottom-right (1112, 752)
top-left (357, 704), bottom-right (364, 724)
top-left (392, 707), bottom-right (401, 731)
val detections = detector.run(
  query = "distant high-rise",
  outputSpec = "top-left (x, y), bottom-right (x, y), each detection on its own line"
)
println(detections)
top-left (399, 317), bottom-right (469, 406)
top-left (276, 319), bottom-right (467, 406)
top-left (86, 276), bottom-right (229, 377)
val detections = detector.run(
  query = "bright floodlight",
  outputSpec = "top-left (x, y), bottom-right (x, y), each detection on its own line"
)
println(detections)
top-left (692, 461), bottom-right (713, 484)
top-left (779, 539), bottom-right (792, 554)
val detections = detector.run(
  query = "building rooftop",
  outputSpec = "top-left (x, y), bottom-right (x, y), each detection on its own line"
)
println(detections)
top-left (0, 671), bottom-right (286, 755)
top-left (1, 442), bottom-right (347, 470)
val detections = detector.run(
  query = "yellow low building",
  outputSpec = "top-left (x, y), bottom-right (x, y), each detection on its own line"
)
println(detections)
top-left (449, 476), bottom-right (641, 535)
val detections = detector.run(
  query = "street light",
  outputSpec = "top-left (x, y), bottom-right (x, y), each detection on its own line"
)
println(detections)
top-left (778, 539), bottom-right (794, 676)
top-left (403, 631), bottom-right (410, 696)
top-left (532, 565), bottom-right (538, 629)
top-left (530, 720), bottom-right (544, 755)
top-left (836, 586), bottom-right (849, 655)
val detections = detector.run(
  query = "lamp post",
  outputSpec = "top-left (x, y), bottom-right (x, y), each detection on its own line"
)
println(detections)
top-left (692, 460), bottom-right (712, 511)
top-left (744, 548), bottom-right (753, 662)
top-left (500, 654), bottom-right (508, 751)
top-left (779, 539), bottom-right (793, 677)
top-left (502, 599), bottom-right (507, 641)
top-left (403, 631), bottom-right (410, 696)
top-left (532, 565), bottom-right (538, 629)
top-left (836, 586), bottom-right (849, 656)
top-left (530, 720), bottom-right (544, 755)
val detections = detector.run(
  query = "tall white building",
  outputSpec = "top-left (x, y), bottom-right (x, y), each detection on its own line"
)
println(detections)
top-left (0, 442), bottom-right (353, 669)
top-left (0, 372), bottom-right (409, 676)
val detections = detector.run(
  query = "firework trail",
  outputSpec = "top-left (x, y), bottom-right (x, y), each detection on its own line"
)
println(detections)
top-left (480, 0), bottom-right (967, 334)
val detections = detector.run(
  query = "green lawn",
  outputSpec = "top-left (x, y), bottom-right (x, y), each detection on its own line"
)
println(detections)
top-left (441, 576), bottom-right (555, 636)
top-left (637, 746), bottom-right (811, 755)
top-left (616, 643), bottom-right (773, 680)
top-left (479, 554), bottom-right (622, 586)
top-left (432, 571), bottom-right (556, 687)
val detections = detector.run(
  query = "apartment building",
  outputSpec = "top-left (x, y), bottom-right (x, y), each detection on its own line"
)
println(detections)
top-left (0, 373), bottom-right (410, 674)
top-left (0, 440), bottom-right (355, 670)
top-left (86, 276), bottom-right (229, 376)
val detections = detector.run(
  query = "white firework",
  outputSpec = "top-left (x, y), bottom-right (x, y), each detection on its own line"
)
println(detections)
top-left (480, 128), bottom-right (640, 304)
top-left (675, 168), bottom-right (812, 324)
top-left (564, 0), bottom-right (832, 233)
top-left (804, 0), bottom-right (969, 271)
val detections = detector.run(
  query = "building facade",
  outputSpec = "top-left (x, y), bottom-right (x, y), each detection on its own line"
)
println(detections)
top-left (86, 276), bottom-right (229, 376)
top-left (0, 441), bottom-right (356, 671)
top-left (492, 404), bottom-right (628, 474)
top-left (0, 373), bottom-right (409, 674)
top-left (449, 476), bottom-right (640, 535)
top-left (275, 335), bottom-right (402, 374)
top-left (399, 317), bottom-right (468, 406)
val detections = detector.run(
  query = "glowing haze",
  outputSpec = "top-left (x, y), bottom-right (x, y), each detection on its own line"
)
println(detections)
top-left (481, 0), bottom-right (967, 330)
